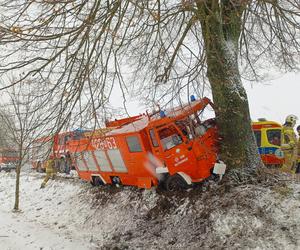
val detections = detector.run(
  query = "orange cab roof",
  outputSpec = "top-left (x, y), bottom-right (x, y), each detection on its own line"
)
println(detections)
top-left (252, 121), bottom-right (282, 130)
top-left (107, 116), bottom-right (149, 135)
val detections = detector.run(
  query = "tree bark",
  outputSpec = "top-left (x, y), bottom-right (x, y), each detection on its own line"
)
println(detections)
top-left (197, 1), bottom-right (263, 170)
top-left (14, 162), bottom-right (21, 211)
top-left (14, 146), bottom-right (22, 211)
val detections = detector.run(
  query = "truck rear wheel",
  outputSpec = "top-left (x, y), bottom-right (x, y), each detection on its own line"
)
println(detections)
top-left (91, 176), bottom-right (104, 186)
top-left (164, 174), bottom-right (188, 191)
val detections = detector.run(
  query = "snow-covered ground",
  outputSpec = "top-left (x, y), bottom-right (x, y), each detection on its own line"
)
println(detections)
top-left (0, 171), bottom-right (300, 249)
top-left (0, 172), bottom-right (93, 250)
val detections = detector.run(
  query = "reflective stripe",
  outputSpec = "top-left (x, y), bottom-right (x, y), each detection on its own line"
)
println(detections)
top-left (258, 147), bottom-right (279, 155)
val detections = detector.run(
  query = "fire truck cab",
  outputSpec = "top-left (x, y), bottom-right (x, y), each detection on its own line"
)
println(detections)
top-left (69, 97), bottom-right (226, 190)
top-left (31, 130), bottom-right (85, 173)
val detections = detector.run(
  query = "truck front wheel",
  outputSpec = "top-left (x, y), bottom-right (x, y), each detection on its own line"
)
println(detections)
top-left (164, 174), bottom-right (188, 191)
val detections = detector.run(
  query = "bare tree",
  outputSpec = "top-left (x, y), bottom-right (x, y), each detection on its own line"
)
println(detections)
top-left (0, 84), bottom-right (50, 211)
top-left (0, 0), bottom-right (299, 177)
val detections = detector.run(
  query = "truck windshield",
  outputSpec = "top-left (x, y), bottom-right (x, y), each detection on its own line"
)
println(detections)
top-left (176, 104), bottom-right (216, 139)
top-left (175, 120), bottom-right (194, 139)
top-left (267, 129), bottom-right (281, 146)
top-left (158, 126), bottom-right (183, 151)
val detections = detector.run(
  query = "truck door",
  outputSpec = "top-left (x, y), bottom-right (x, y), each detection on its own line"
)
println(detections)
top-left (156, 124), bottom-right (196, 175)
top-left (148, 128), bottom-right (162, 159)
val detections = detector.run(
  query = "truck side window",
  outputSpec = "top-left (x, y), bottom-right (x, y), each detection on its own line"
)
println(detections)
top-left (254, 131), bottom-right (261, 147)
top-left (73, 132), bottom-right (82, 140)
top-left (158, 126), bottom-right (183, 151)
top-left (149, 129), bottom-right (159, 147)
top-left (64, 135), bottom-right (71, 144)
top-left (126, 136), bottom-right (143, 152)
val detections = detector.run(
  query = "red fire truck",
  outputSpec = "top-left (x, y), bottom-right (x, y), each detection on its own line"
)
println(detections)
top-left (0, 147), bottom-right (19, 172)
top-left (0, 147), bottom-right (18, 164)
top-left (31, 130), bottom-right (85, 173)
top-left (67, 97), bottom-right (226, 190)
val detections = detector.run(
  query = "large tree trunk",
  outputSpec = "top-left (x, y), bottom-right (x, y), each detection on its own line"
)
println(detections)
top-left (197, 1), bottom-right (263, 170)
top-left (208, 52), bottom-right (262, 170)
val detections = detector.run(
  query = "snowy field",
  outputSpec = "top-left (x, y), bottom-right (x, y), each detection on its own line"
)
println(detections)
top-left (0, 171), bottom-right (300, 250)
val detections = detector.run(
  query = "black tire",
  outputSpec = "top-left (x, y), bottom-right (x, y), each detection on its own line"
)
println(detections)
top-left (164, 174), bottom-right (188, 191)
top-left (91, 176), bottom-right (104, 186)
top-left (110, 176), bottom-right (122, 187)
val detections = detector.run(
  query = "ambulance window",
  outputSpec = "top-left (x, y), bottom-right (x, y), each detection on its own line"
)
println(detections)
top-left (149, 129), bottom-right (159, 147)
top-left (126, 136), bottom-right (143, 152)
top-left (267, 129), bottom-right (281, 146)
top-left (254, 131), bottom-right (261, 147)
top-left (158, 126), bottom-right (183, 151)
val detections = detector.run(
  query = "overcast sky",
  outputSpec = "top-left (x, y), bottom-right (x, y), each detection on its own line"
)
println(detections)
top-left (111, 71), bottom-right (300, 125)
top-left (244, 71), bottom-right (299, 124)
